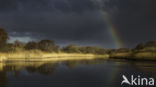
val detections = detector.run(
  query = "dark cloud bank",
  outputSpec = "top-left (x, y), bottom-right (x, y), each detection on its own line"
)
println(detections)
top-left (0, 0), bottom-right (155, 48)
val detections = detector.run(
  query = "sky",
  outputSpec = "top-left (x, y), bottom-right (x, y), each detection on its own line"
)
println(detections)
top-left (0, 0), bottom-right (156, 48)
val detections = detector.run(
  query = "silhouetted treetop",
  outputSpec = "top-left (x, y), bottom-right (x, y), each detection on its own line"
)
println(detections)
top-left (62, 44), bottom-right (80, 53)
top-left (145, 41), bottom-right (156, 47)
top-left (25, 41), bottom-right (38, 50)
top-left (0, 28), bottom-right (9, 44)
top-left (0, 28), bottom-right (9, 51)
top-left (38, 40), bottom-right (57, 52)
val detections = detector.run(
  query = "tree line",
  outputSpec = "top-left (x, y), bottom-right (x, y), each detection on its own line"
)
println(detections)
top-left (0, 28), bottom-right (107, 54)
top-left (0, 28), bottom-right (155, 54)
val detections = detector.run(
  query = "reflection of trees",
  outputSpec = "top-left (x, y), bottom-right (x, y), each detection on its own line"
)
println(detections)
top-left (26, 63), bottom-right (58, 75)
top-left (4, 65), bottom-right (21, 77)
top-left (64, 59), bottom-right (105, 69)
top-left (0, 62), bottom-right (59, 77)
top-left (129, 61), bottom-right (156, 77)
top-left (0, 62), bottom-right (60, 76)
top-left (0, 59), bottom-right (107, 87)
top-left (64, 61), bottom-right (79, 69)
top-left (0, 71), bottom-right (7, 87)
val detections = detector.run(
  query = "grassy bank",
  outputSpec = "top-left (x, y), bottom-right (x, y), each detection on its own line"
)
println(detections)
top-left (0, 51), bottom-right (109, 62)
top-left (1, 51), bottom-right (156, 62)
top-left (110, 51), bottom-right (156, 60)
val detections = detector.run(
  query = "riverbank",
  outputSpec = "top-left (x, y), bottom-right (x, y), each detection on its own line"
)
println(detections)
top-left (0, 51), bottom-right (156, 62)
top-left (110, 51), bottom-right (156, 60)
top-left (0, 51), bottom-right (109, 62)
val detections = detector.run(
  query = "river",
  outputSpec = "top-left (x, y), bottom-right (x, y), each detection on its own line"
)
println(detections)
top-left (0, 58), bottom-right (156, 87)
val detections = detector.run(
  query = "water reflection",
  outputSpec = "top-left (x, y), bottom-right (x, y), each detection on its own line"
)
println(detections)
top-left (0, 71), bottom-right (7, 87)
top-left (0, 58), bottom-right (156, 87)
top-left (26, 63), bottom-right (58, 75)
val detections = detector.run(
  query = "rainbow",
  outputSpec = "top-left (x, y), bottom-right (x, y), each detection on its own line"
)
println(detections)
top-left (88, 2), bottom-right (124, 86)
top-left (91, 0), bottom-right (124, 48)
top-left (101, 11), bottom-right (124, 48)
top-left (105, 64), bottom-right (121, 87)
top-left (99, 11), bottom-right (123, 86)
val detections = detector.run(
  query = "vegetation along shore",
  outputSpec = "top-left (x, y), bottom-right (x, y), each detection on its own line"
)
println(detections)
top-left (0, 28), bottom-right (156, 62)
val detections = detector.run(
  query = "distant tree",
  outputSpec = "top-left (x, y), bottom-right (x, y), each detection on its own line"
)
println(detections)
top-left (145, 41), bottom-right (156, 47)
top-left (135, 43), bottom-right (144, 50)
top-left (95, 48), bottom-right (107, 54)
top-left (85, 46), bottom-right (99, 53)
top-left (38, 40), bottom-right (57, 52)
top-left (6, 40), bottom-right (26, 52)
top-left (6, 43), bottom-right (16, 52)
top-left (62, 44), bottom-right (80, 53)
top-left (53, 45), bottom-right (59, 52)
top-left (25, 41), bottom-right (38, 50)
top-left (14, 40), bottom-right (25, 48)
top-left (79, 46), bottom-right (106, 54)
top-left (79, 46), bottom-right (95, 53)
top-left (116, 48), bottom-right (131, 52)
top-left (79, 46), bottom-right (88, 53)
top-left (0, 28), bottom-right (9, 51)
top-left (106, 49), bottom-right (117, 54)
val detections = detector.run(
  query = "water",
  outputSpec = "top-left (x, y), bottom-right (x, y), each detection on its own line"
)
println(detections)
top-left (0, 58), bottom-right (156, 87)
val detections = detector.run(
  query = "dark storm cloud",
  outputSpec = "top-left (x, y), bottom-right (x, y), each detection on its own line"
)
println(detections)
top-left (111, 0), bottom-right (156, 47)
top-left (0, 11), bottom-right (105, 39)
top-left (0, 0), bottom-right (155, 48)
top-left (0, 0), bottom-right (96, 12)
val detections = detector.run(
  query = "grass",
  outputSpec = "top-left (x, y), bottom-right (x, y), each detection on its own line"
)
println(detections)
top-left (0, 50), bottom-right (109, 62)
top-left (110, 51), bottom-right (156, 60)
top-left (110, 52), bottom-right (132, 59)
top-left (133, 52), bottom-right (156, 60)
top-left (0, 49), bottom-right (156, 62)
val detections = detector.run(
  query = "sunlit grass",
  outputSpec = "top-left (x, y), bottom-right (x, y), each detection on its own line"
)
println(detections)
top-left (134, 52), bottom-right (156, 59)
top-left (110, 52), bottom-right (132, 58)
top-left (110, 51), bottom-right (156, 60)
top-left (0, 50), bottom-right (109, 62)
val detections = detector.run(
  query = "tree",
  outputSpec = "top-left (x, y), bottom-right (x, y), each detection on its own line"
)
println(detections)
top-left (116, 48), bottom-right (131, 52)
top-left (135, 43), bottom-right (144, 50)
top-left (62, 44), bottom-right (80, 53)
top-left (14, 40), bottom-right (25, 48)
top-left (38, 40), bottom-right (57, 52)
top-left (134, 41), bottom-right (156, 51)
top-left (79, 46), bottom-right (106, 54)
top-left (25, 41), bottom-right (38, 50)
top-left (0, 28), bottom-right (9, 51)
top-left (145, 41), bottom-right (156, 47)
